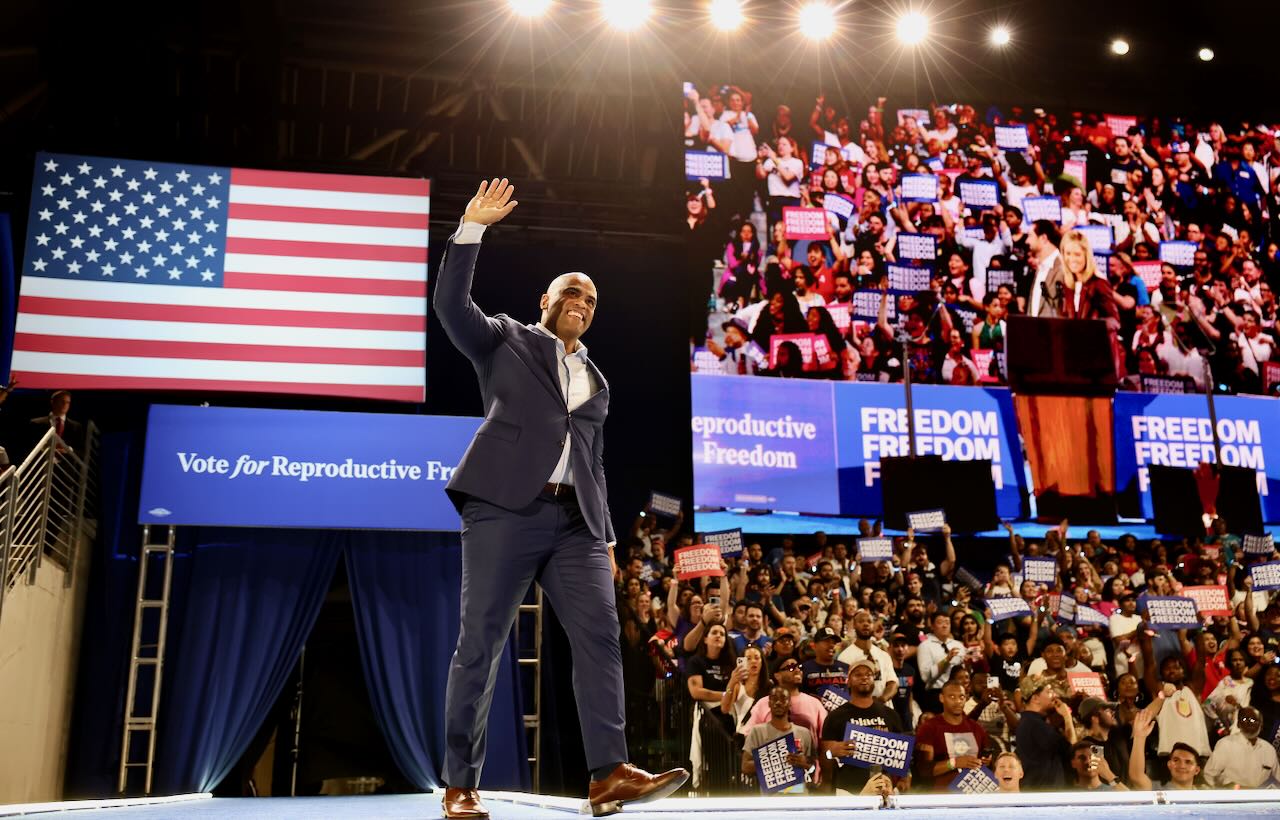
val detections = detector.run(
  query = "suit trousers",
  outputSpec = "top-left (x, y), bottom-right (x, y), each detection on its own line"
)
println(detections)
top-left (443, 493), bottom-right (628, 787)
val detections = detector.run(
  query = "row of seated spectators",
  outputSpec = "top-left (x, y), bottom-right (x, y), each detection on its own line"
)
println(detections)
top-left (618, 509), bottom-right (1280, 794)
top-left (684, 86), bottom-right (1278, 394)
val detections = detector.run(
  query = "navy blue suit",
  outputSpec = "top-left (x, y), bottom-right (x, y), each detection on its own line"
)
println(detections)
top-left (434, 231), bottom-right (627, 787)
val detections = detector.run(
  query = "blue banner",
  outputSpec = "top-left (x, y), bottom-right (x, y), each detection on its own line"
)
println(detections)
top-left (840, 725), bottom-right (915, 777)
top-left (752, 734), bottom-right (804, 793)
top-left (1075, 604), bottom-right (1109, 627)
top-left (950, 765), bottom-right (1000, 794)
top-left (139, 405), bottom-right (481, 530)
top-left (1114, 392), bottom-right (1280, 522)
top-left (703, 528), bottom-right (744, 558)
top-left (987, 597), bottom-right (1032, 622)
top-left (1251, 561), bottom-right (1280, 591)
top-left (1023, 556), bottom-right (1057, 586)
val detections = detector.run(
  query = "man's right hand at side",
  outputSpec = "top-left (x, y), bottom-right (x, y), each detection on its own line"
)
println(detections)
top-left (464, 177), bottom-right (519, 225)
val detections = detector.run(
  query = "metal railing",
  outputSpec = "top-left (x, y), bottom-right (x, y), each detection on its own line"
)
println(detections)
top-left (0, 422), bottom-right (100, 624)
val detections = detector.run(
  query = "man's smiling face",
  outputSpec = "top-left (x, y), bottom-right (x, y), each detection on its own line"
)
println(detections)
top-left (540, 273), bottom-right (597, 347)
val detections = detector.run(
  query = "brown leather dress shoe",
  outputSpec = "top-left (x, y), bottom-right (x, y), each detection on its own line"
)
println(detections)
top-left (442, 787), bottom-right (488, 819)
top-left (587, 763), bottom-right (689, 817)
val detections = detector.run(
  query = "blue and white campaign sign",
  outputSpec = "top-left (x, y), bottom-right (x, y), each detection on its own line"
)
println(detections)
top-left (752, 734), bottom-right (804, 794)
top-left (703, 528), bottom-right (744, 559)
top-left (1114, 392), bottom-right (1280, 522)
top-left (851, 290), bottom-right (893, 322)
top-left (834, 383), bottom-right (1026, 519)
top-left (819, 685), bottom-right (851, 712)
top-left (811, 141), bottom-right (833, 169)
top-left (1022, 196), bottom-right (1062, 224)
top-left (1073, 223), bottom-right (1114, 254)
top-left (1075, 604), bottom-right (1110, 627)
top-left (824, 192), bottom-right (856, 220)
top-left (685, 151), bottom-right (729, 180)
top-left (950, 766), bottom-right (1000, 795)
top-left (840, 725), bottom-right (915, 777)
top-left (1055, 593), bottom-right (1077, 622)
top-left (994, 125), bottom-right (1030, 152)
top-left (1159, 240), bottom-right (1197, 267)
top-left (901, 173), bottom-right (939, 202)
top-left (1145, 596), bottom-right (1201, 630)
top-left (692, 375), bottom-right (841, 514)
top-left (1250, 561), bottom-right (1280, 591)
top-left (907, 509), bottom-right (946, 532)
top-left (897, 233), bottom-right (938, 261)
top-left (1023, 556), bottom-right (1058, 586)
top-left (649, 491), bottom-right (684, 518)
top-left (954, 567), bottom-right (984, 592)
top-left (857, 537), bottom-right (894, 562)
top-left (958, 179), bottom-right (1000, 210)
top-left (987, 597), bottom-right (1033, 623)
top-left (1244, 534), bottom-right (1274, 555)
top-left (887, 264), bottom-right (933, 293)
top-left (138, 405), bottom-right (481, 530)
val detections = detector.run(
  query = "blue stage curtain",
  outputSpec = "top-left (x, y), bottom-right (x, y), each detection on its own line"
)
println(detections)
top-left (344, 530), bottom-right (529, 792)
top-left (150, 529), bottom-right (341, 794)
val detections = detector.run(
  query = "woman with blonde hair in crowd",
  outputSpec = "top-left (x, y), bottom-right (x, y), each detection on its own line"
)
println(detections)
top-left (1059, 229), bottom-right (1126, 377)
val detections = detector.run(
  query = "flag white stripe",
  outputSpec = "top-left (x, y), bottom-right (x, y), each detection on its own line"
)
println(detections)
top-left (221, 253), bottom-right (426, 281)
top-left (21, 276), bottom-right (424, 317)
top-left (12, 351), bottom-right (424, 386)
top-left (226, 218), bottom-right (428, 248)
top-left (16, 313), bottom-right (424, 351)
top-left (229, 184), bottom-right (430, 214)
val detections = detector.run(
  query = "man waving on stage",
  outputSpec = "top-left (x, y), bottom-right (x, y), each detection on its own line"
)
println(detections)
top-left (434, 178), bottom-right (689, 819)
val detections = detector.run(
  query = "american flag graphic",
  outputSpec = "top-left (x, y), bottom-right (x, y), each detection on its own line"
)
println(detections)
top-left (14, 152), bottom-right (429, 401)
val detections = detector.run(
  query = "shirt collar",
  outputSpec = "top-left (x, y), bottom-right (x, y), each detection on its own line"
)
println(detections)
top-left (530, 321), bottom-right (588, 358)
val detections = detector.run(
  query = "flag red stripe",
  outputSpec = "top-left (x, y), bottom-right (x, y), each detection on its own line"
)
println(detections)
top-left (225, 237), bottom-right (427, 263)
top-left (14, 333), bottom-right (424, 368)
top-left (227, 202), bottom-right (430, 229)
top-left (230, 168), bottom-right (429, 197)
top-left (18, 296), bottom-right (426, 332)
top-left (8, 371), bottom-right (423, 402)
top-left (223, 272), bottom-right (426, 297)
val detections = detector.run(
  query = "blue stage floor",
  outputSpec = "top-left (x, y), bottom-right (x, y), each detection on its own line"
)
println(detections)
top-left (694, 510), bottom-right (1172, 540)
top-left (8, 792), bottom-right (1279, 819)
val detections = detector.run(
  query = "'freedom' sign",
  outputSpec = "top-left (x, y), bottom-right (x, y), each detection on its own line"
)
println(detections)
top-left (702, 528), bottom-right (744, 559)
top-left (819, 685), bottom-right (851, 713)
top-left (1022, 196), bottom-right (1062, 224)
top-left (949, 765), bottom-right (1000, 795)
top-left (907, 509), bottom-right (946, 532)
top-left (1244, 534), bottom-right (1275, 555)
top-left (1181, 585), bottom-right (1231, 617)
top-left (1068, 671), bottom-right (1107, 699)
top-left (1144, 596), bottom-right (1201, 629)
top-left (857, 536), bottom-right (894, 562)
top-left (886, 264), bottom-right (932, 293)
top-left (901, 173), bottom-right (939, 202)
top-left (958, 178), bottom-right (1000, 209)
top-left (840, 725), bottom-right (914, 777)
top-left (673, 545), bottom-right (723, 580)
top-left (987, 596), bottom-right (1033, 623)
top-left (685, 151), bottom-right (729, 180)
top-left (649, 491), bottom-right (683, 518)
top-left (1250, 561), bottom-right (1280, 591)
top-left (897, 233), bottom-right (938, 262)
top-left (1023, 556), bottom-right (1058, 586)
top-left (783, 206), bottom-right (828, 241)
top-left (994, 125), bottom-right (1030, 151)
top-left (1075, 604), bottom-right (1109, 627)
top-left (752, 734), bottom-right (804, 794)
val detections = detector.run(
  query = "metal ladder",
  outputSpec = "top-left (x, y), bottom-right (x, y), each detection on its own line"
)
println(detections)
top-left (516, 585), bottom-right (544, 792)
top-left (117, 525), bottom-right (176, 794)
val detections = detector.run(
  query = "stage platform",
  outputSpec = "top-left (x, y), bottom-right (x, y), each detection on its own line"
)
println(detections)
top-left (4, 790), bottom-right (1279, 819)
top-left (694, 510), bottom-right (1174, 540)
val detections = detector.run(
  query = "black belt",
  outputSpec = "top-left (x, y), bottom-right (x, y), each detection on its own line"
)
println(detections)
top-left (539, 482), bottom-right (577, 503)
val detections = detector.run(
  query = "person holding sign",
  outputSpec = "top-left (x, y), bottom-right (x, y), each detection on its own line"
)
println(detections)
top-left (820, 659), bottom-right (907, 796)
top-left (741, 686), bottom-right (816, 790)
top-left (435, 179), bottom-right (687, 818)
top-left (915, 679), bottom-right (990, 790)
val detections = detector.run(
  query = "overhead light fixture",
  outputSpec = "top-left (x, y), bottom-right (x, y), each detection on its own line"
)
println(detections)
top-left (1111, 39), bottom-right (1130, 56)
top-left (798, 2), bottom-right (836, 40)
top-left (896, 11), bottom-right (929, 45)
top-left (508, 0), bottom-right (552, 17)
top-left (602, 0), bottom-right (651, 31)
top-left (709, 0), bottom-right (745, 31)
top-left (989, 26), bottom-right (1011, 47)
top-left (1198, 47), bottom-right (1215, 62)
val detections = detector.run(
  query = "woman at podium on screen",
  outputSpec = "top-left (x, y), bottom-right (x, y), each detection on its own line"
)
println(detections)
top-left (1059, 230), bottom-right (1126, 378)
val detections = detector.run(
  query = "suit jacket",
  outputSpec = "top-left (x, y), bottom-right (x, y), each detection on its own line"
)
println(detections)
top-left (30, 414), bottom-right (84, 453)
top-left (1060, 275), bottom-right (1119, 324)
top-left (1034, 255), bottom-right (1068, 318)
top-left (433, 233), bottom-right (616, 545)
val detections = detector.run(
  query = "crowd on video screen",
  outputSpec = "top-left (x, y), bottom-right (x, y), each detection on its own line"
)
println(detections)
top-left (683, 82), bottom-right (1280, 394)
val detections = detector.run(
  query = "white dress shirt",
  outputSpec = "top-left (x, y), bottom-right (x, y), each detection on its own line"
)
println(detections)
top-left (1203, 732), bottom-right (1278, 788)
top-left (917, 633), bottom-right (965, 689)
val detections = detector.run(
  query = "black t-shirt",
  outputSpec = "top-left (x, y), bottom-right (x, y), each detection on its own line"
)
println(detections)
top-left (686, 654), bottom-right (731, 692)
top-left (1015, 710), bottom-right (1070, 789)
top-left (1084, 727), bottom-right (1132, 787)
top-left (989, 653), bottom-right (1025, 691)
top-left (891, 660), bottom-right (918, 729)
top-left (801, 659), bottom-right (850, 696)
top-left (822, 700), bottom-right (906, 793)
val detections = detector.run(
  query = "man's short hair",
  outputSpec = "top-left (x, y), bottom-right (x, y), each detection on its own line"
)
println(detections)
top-left (1005, 205), bottom-right (1023, 220)
top-left (1169, 742), bottom-right (1200, 761)
top-left (1032, 220), bottom-right (1062, 246)
top-left (931, 610), bottom-right (951, 624)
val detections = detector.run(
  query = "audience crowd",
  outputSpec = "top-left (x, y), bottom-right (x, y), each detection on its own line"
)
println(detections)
top-left (617, 506), bottom-right (1280, 795)
top-left (684, 85), bottom-right (1280, 394)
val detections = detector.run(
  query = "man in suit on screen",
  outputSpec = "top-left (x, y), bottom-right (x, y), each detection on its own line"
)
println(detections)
top-left (433, 178), bottom-right (688, 819)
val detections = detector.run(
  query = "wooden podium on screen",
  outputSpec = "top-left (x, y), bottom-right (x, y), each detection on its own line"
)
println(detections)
top-left (1007, 316), bottom-right (1117, 522)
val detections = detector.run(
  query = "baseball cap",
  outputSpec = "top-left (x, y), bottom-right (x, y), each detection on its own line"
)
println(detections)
top-left (812, 627), bottom-right (839, 643)
top-left (1018, 674), bottom-right (1052, 701)
top-left (849, 657), bottom-right (877, 674)
top-left (1079, 696), bottom-right (1119, 724)
top-left (721, 317), bottom-right (749, 334)
top-left (889, 632), bottom-right (911, 645)
top-left (774, 627), bottom-right (796, 641)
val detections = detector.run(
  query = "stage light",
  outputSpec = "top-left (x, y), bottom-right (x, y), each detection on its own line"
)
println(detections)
top-left (508, 0), bottom-right (551, 17)
top-left (989, 26), bottom-right (1011, 46)
top-left (798, 2), bottom-right (836, 39)
top-left (896, 12), bottom-right (929, 45)
top-left (1198, 47), bottom-right (1215, 62)
top-left (1111, 39), bottom-right (1130, 55)
top-left (709, 0), bottom-right (744, 31)
top-left (602, 0), bottom-right (650, 31)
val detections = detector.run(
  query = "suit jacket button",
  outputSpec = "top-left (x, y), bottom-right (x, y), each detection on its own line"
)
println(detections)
top-left (558, 439), bottom-right (565, 446)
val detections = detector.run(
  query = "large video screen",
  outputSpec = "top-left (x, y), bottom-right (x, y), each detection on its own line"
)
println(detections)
top-left (14, 152), bottom-right (429, 401)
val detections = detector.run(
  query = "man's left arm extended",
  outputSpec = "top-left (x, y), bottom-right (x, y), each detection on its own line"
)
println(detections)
top-left (594, 422), bottom-right (617, 556)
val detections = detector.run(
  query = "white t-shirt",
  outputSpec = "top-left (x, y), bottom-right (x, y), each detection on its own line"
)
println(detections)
top-left (837, 642), bottom-right (896, 698)
top-left (1025, 658), bottom-right (1091, 678)
top-left (704, 119), bottom-right (734, 155)
top-left (926, 125), bottom-right (958, 147)
top-left (1155, 686), bottom-right (1210, 757)
top-left (1109, 611), bottom-right (1142, 638)
top-left (1004, 181), bottom-right (1040, 215)
top-left (763, 156), bottom-right (805, 198)
top-left (823, 131), bottom-right (869, 167)
top-left (721, 110), bottom-right (759, 162)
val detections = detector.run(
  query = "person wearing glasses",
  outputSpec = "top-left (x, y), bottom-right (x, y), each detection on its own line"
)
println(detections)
top-left (1202, 708), bottom-right (1278, 788)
